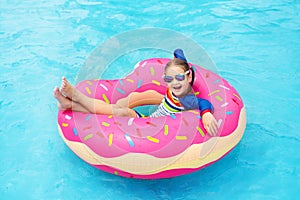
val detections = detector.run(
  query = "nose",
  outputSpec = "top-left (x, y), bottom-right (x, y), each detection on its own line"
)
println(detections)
top-left (172, 78), bottom-right (180, 84)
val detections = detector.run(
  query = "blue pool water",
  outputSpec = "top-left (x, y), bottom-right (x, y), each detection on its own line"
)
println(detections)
top-left (1, 0), bottom-right (299, 199)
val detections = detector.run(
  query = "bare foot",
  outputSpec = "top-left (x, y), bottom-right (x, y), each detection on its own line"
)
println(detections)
top-left (53, 86), bottom-right (72, 110)
top-left (60, 77), bottom-right (80, 102)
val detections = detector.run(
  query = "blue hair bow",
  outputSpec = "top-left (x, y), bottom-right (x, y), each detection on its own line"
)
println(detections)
top-left (174, 49), bottom-right (187, 62)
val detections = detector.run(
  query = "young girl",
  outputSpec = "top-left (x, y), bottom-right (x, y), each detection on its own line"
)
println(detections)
top-left (54, 49), bottom-right (218, 136)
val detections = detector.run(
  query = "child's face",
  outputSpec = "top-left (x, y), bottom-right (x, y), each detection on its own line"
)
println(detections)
top-left (164, 65), bottom-right (192, 97)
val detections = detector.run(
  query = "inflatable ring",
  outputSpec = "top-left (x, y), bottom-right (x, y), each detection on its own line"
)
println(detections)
top-left (57, 58), bottom-right (246, 179)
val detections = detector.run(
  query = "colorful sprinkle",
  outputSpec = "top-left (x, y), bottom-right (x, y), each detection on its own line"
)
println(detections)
top-left (176, 136), bottom-right (187, 140)
top-left (118, 79), bottom-right (124, 86)
top-left (128, 118), bottom-right (134, 126)
top-left (152, 80), bottom-right (160, 86)
top-left (85, 87), bottom-right (91, 95)
top-left (105, 80), bottom-right (113, 86)
top-left (215, 95), bottom-right (223, 102)
top-left (108, 133), bottom-right (113, 146)
top-left (150, 67), bottom-right (155, 76)
top-left (126, 79), bottom-right (134, 83)
top-left (137, 79), bottom-right (142, 89)
top-left (99, 83), bottom-right (108, 91)
top-left (221, 102), bottom-right (229, 107)
top-left (102, 122), bottom-right (110, 127)
top-left (219, 84), bottom-right (230, 90)
top-left (213, 79), bottom-right (221, 84)
top-left (164, 125), bottom-right (169, 135)
top-left (205, 72), bottom-right (210, 78)
top-left (217, 119), bottom-right (222, 128)
top-left (233, 93), bottom-right (241, 101)
top-left (170, 114), bottom-right (176, 119)
top-left (141, 61), bottom-right (147, 67)
top-left (65, 115), bottom-right (72, 120)
top-left (84, 134), bottom-right (93, 141)
top-left (226, 111), bottom-right (233, 115)
top-left (197, 115), bottom-right (202, 119)
top-left (196, 126), bottom-right (205, 137)
top-left (62, 123), bottom-right (68, 127)
top-left (102, 94), bottom-right (110, 104)
top-left (125, 134), bottom-right (135, 147)
top-left (108, 115), bottom-right (113, 118)
top-left (83, 125), bottom-right (92, 130)
top-left (86, 81), bottom-right (92, 85)
top-left (136, 128), bottom-right (142, 137)
top-left (182, 118), bottom-right (189, 126)
top-left (96, 131), bottom-right (104, 137)
top-left (188, 110), bottom-right (199, 115)
top-left (208, 90), bottom-right (220, 96)
top-left (114, 122), bottom-right (122, 126)
top-left (116, 87), bottom-right (126, 95)
top-left (146, 121), bottom-right (156, 127)
top-left (194, 91), bottom-right (200, 95)
top-left (232, 98), bottom-right (240, 106)
top-left (73, 128), bottom-right (78, 136)
top-left (147, 136), bottom-right (160, 143)
top-left (114, 171), bottom-right (119, 175)
top-left (85, 115), bottom-right (91, 121)
top-left (157, 59), bottom-right (163, 64)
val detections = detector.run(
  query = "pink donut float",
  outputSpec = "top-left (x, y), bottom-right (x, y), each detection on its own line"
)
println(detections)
top-left (57, 58), bottom-right (246, 179)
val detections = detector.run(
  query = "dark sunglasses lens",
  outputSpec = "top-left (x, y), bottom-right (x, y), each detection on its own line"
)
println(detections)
top-left (163, 76), bottom-right (173, 83)
top-left (175, 74), bottom-right (185, 81)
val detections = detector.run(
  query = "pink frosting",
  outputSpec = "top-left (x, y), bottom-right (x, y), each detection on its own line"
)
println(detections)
top-left (57, 58), bottom-right (244, 178)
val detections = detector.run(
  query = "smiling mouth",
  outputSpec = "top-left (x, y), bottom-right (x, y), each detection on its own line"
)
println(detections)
top-left (173, 85), bottom-right (182, 90)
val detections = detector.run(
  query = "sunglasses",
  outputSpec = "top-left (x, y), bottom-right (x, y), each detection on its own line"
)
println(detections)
top-left (163, 71), bottom-right (190, 83)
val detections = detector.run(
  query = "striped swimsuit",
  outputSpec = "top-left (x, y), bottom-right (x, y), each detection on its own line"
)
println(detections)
top-left (150, 88), bottom-right (184, 117)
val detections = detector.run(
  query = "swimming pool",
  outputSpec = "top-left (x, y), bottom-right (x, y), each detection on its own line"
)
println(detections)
top-left (1, 0), bottom-right (299, 199)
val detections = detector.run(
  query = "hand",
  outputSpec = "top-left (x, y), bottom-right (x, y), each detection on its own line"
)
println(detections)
top-left (202, 112), bottom-right (218, 137)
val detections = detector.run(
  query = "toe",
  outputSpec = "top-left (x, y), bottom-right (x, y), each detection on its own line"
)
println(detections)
top-left (62, 76), bottom-right (68, 85)
top-left (61, 81), bottom-right (66, 90)
top-left (54, 86), bottom-right (59, 92)
top-left (53, 86), bottom-right (59, 97)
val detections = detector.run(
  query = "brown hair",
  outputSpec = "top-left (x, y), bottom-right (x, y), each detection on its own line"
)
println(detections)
top-left (165, 58), bottom-right (195, 86)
